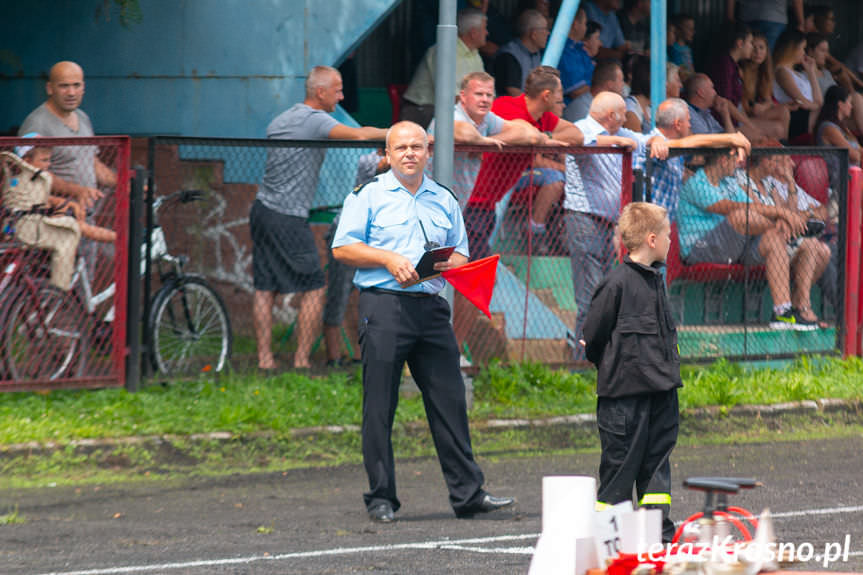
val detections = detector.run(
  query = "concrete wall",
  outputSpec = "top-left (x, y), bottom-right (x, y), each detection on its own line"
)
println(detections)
top-left (0, 0), bottom-right (398, 137)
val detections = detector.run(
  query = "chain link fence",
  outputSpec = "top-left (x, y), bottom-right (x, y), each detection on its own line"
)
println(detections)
top-left (146, 138), bottom-right (851, 377)
top-left (645, 146), bottom-right (848, 361)
top-left (0, 136), bottom-right (130, 391)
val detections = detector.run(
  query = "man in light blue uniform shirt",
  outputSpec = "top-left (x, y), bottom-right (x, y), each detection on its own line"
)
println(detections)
top-left (332, 121), bottom-right (514, 524)
top-left (564, 92), bottom-right (668, 359)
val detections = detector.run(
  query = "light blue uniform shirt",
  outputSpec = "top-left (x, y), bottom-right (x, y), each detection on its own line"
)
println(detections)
top-left (331, 170), bottom-right (469, 294)
top-left (564, 115), bottom-right (651, 221)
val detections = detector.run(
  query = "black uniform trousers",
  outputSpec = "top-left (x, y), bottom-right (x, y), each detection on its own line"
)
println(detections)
top-left (358, 289), bottom-right (485, 515)
top-left (596, 388), bottom-right (679, 542)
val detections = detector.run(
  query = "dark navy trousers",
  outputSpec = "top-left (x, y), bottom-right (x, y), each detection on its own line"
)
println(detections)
top-left (358, 289), bottom-right (485, 515)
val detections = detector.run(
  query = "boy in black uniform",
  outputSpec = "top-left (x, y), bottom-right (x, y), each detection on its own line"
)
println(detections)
top-left (582, 202), bottom-right (682, 543)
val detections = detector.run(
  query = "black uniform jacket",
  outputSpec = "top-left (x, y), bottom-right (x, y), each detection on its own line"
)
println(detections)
top-left (582, 257), bottom-right (683, 398)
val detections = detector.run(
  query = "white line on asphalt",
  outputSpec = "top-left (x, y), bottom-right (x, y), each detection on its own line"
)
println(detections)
top-left (32, 504), bottom-right (863, 575)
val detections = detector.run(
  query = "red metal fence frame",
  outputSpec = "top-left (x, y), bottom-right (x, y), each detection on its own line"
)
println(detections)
top-left (0, 136), bottom-right (130, 391)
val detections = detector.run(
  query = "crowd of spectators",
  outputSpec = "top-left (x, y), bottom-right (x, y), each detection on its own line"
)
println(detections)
top-left (396, 1), bottom-right (863, 350)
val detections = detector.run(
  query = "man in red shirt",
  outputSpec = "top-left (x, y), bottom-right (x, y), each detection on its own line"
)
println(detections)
top-left (464, 66), bottom-right (585, 259)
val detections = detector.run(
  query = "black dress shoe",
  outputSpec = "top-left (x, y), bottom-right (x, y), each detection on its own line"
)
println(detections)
top-left (455, 493), bottom-right (515, 518)
top-left (368, 502), bottom-right (395, 523)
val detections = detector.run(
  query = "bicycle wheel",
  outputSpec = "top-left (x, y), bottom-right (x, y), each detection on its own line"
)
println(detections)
top-left (148, 276), bottom-right (232, 377)
top-left (2, 284), bottom-right (89, 381)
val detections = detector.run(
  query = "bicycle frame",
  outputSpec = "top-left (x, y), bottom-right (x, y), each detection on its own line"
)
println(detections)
top-left (69, 218), bottom-right (178, 323)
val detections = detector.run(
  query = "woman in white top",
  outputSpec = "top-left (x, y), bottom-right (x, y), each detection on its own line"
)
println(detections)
top-left (773, 29), bottom-right (822, 139)
top-left (806, 33), bottom-right (863, 135)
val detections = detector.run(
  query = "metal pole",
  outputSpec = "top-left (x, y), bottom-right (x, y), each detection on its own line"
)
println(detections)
top-left (650, 0), bottom-right (667, 128)
top-left (125, 167), bottom-right (145, 392)
top-left (143, 138), bottom-right (156, 378)
top-left (432, 0), bottom-right (457, 188)
top-left (541, 0), bottom-right (581, 67)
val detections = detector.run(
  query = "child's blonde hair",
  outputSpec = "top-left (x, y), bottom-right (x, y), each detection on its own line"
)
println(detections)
top-left (618, 202), bottom-right (668, 252)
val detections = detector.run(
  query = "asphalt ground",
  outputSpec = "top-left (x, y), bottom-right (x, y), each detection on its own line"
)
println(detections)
top-left (2, 433), bottom-right (863, 575)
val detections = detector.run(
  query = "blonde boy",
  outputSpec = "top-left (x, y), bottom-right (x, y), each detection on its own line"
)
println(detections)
top-left (582, 202), bottom-right (682, 543)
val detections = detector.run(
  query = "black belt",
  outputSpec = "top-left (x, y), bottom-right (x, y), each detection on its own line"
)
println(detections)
top-left (363, 287), bottom-right (435, 298)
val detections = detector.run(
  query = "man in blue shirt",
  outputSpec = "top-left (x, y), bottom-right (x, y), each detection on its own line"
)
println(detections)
top-left (332, 121), bottom-right (515, 523)
top-left (559, 15), bottom-right (601, 108)
top-left (636, 98), bottom-right (752, 222)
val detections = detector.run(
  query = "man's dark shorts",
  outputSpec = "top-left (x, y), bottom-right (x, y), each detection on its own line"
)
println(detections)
top-left (684, 219), bottom-right (763, 265)
top-left (250, 199), bottom-right (325, 294)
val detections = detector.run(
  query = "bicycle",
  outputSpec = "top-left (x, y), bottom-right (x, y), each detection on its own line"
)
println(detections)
top-left (0, 230), bottom-right (88, 381)
top-left (0, 189), bottom-right (232, 381)
top-left (142, 189), bottom-right (232, 376)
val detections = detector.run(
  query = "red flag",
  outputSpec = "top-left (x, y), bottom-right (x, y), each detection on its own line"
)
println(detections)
top-left (441, 255), bottom-right (499, 319)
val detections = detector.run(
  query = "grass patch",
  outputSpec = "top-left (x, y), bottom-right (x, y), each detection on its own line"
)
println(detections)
top-left (1, 357), bottom-right (862, 446)
top-left (1, 356), bottom-right (863, 488)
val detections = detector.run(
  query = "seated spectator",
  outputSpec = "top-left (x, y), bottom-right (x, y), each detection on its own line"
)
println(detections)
top-left (495, 9), bottom-right (548, 97)
top-left (684, 74), bottom-right (734, 135)
top-left (564, 59), bottom-right (624, 122)
top-left (763, 147), bottom-right (838, 312)
top-left (741, 31), bottom-right (792, 135)
top-left (15, 142), bottom-right (116, 244)
top-left (815, 85), bottom-right (861, 167)
top-left (401, 7), bottom-right (488, 128)
top-left (668, 13), bottom-right (695, 79)
top-left (711, 23), bottom-right (789, 141)
top-left (624, 55), bottom-right (651, 133)
top-left (806, 34), bottom-right (863, 136)
top-left (465, 66), bottom-right (585, 261)
top-left (1, 142), bottom-right (115, 292)
top-left (563, 91), bottom-right (670, 358)
top-left (666, 63), bottom-right (682, 99)
top-left (639, 99), bottom-right (751, 222)
top-left (617, 0), bottom-right (650, 54)
top-left (810, 6), bottom-right (863, 93)
top-left (677, 150), bottom-right (828, 330)
top-left (773, 29), bottom-right (822, 140)
top-left (558, 9), bottom-right (592, 105)
top-left (583, 0), bottom-right (630, 61)
top-left (468, 0), bottom-right (512, 71)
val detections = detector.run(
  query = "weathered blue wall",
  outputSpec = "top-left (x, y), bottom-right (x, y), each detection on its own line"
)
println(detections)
top-left (0, 0), bottom-right (399, 137)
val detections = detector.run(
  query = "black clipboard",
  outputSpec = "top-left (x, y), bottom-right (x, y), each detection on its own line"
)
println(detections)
top-left (414, 245), bottom-right (456, 281)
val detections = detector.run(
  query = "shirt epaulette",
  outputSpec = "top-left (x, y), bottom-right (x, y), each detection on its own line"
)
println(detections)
top-left (352, 176), bottom-right (379, 195)
top-left (434, 180), bottom-right (458, 202)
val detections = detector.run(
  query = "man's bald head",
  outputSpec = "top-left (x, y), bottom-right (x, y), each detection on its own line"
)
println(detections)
top-left (49, 61), bottom-right (84, 83)
top-left (46, 61), bottom-right (85, 114)
top-left (589, 91), bottom-right (627, 133)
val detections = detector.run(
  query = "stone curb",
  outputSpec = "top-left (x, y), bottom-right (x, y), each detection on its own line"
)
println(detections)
top-left (1, 399), bottom-right (860, 457)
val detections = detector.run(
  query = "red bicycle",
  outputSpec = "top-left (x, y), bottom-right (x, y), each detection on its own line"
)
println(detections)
top-left (0, 208), bottom-right (88, 381)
